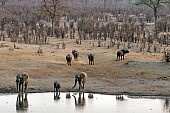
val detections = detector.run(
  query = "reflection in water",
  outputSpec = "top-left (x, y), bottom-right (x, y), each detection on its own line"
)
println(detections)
top-left (54, 92), bottom-right (60, 101)
top-left (66, 92), bottom-right (71, 98)
top-left (164, 99), bottom-right (170, 112)
top-left (1, 93), bottom-right (170, 113)
top-left (16, 93), bottom-right (28, 112)
top-left (116, 95), bottom-right (124, 101)
top-left (72, 92), bottom-right (86, 107)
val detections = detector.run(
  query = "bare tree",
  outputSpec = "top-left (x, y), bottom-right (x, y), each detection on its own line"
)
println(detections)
top-left (0, 0), bottom-right (8, 12)
top-left (42, 0), bottom-right (66, 36)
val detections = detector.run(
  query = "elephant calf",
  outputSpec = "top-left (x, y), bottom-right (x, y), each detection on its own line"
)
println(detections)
top-left (16, 72), bottom-right (29, 93)
top-left (72, 72), bottom-right (87, 90)
top-left (66, 54), bottom-right (72, 66)
top-left (54, 81), bottom-right (61, 99)
top-left (54, 81), bottom-right (61, 93)
top-left (117, 49), bottom-right (129, 60)
top-left (88, 54), bottom-right (94, 65)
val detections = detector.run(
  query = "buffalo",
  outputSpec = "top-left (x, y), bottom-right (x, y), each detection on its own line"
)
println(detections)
top-left (117, 49), bottom-right (129, 60)
top-left (88, 54), bottom-right (94, 65)
top-left (66, 54), bottom-right (72, 66)
top-left (72, 50), bottom-right (79, 60)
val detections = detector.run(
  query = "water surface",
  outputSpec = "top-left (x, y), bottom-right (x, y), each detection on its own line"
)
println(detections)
top-left (0, 92), bottom-right (170, 113)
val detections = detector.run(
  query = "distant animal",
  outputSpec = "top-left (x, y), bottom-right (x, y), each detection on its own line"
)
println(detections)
top-left (117, 49), bottom-right (129, 60)
top-left (54, 81), bottom-right (61, 100)
top-left (72, 72), bottom-right (87, 90)
top-left (54, 81), bottom-right (61, 93)
top-left (66, 54), bottom-right (72, 66)
top-left (16, 72), bottom-right (29, 93)
top-left (88, 54), bottom-right (94, 65)
top-left (72, 50), bottom-right (79, 60)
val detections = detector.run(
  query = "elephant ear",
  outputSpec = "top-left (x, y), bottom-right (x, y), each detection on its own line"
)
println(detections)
top-left (16, 74), bottom-right (21, 82)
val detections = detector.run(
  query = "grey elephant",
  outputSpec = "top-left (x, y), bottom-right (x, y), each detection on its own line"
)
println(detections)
top-left (16, 72), bottom-right (29, 93)
top-left (54, 81), bottom-right (61, 100)
top-left (72, 72), bottom-right (87, 90)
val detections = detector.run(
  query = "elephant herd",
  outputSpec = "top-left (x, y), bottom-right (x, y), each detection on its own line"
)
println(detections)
top-left (15, 49), bottom-right (129, 93)
top-left (14, 49), bottom-right (129, 111)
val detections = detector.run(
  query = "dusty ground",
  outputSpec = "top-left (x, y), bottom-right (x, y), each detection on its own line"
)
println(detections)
top-left (0, 37), bottom-right (170, 96)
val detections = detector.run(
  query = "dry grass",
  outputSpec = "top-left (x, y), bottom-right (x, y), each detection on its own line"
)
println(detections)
top-left (0, 38), bottom-right (170, 96)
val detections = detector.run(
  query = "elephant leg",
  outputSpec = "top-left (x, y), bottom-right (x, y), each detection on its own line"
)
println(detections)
top-left (22, 83), bottom-right (24, 92)
top-left (58, 88), bottom-right (60, 96)
top-left (24, 83), bottom-right (28, 92)
top-left (54, 86), bottom-right (56, 92)
top-left (82, 83), bottom-right (85, 89)
top-left (93, 60), bottom-right (94, 65)
top-left (16, 82), bottom-right (19, 92)
top-left (123, 55), bottom-right (124, 60)
top-left (19, 83), bottom-right (21, 92)
top-left (89, 60), bottom-right (90, 64)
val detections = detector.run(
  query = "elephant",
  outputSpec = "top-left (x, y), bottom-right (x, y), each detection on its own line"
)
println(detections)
top-left (16, 72), bottom-right (29, 93)
top-left (72, 92), bottom-right (85, 107)
top-left (72, 50), bottom-right (79, 60)
top-left (88, 54), bottom-right (94, 65)
top-left (66, 54), bottom-right (72, 66)
top-left (54, 81), bottom-right (61, 101)
top-left (16, 93), bottom-right (28, 111)
top-left (117, 49), bottom-right (129, 60)
top-left (72, 72), bottom-right (87, 90)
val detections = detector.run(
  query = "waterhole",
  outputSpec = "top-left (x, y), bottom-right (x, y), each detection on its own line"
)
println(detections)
top-left (0, 92), bottom-right (170, 113)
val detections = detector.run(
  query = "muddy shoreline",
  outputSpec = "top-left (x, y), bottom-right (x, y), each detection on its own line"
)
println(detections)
top-left (1, 87), bottom-right (170, 97)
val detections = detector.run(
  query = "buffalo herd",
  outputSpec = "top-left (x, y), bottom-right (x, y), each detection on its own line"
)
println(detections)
top-left (66, 49), bottom-right (129, 65)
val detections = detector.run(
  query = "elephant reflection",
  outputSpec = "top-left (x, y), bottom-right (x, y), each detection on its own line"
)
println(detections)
top-left (16, 72), bottom-right (29, 93)
top-left (164, 99), bottom-right (170, 112)
top-left (16, 93), bottom-right (29, 111)
top-left (72, 92), bottom-right (86, 107)
top-left (116, 95), bottom-right (124, 101)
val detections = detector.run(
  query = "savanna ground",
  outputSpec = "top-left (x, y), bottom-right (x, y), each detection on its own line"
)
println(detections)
top-left (0, 37), bottom-right (170, 96)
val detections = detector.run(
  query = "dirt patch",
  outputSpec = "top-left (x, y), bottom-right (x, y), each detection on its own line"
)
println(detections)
top-left (0, 39), bottom-right (170, 96)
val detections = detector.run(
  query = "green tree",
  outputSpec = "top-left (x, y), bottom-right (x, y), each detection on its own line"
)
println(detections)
top-left (135, 0), bottom-right (170, 38)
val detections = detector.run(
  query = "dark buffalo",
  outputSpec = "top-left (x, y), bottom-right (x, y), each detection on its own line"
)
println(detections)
top-left (72, 50), bottom-right (79, 60)
top-left (117, 49), bottom-right (129, 60)
top-left (66, 54), bottom-right (72, 66)
top-left (88, 54), bottom-right (94, 65)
